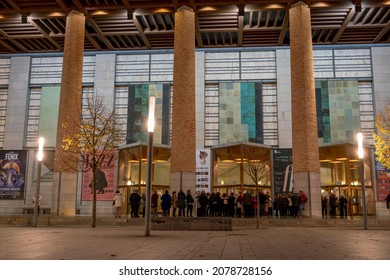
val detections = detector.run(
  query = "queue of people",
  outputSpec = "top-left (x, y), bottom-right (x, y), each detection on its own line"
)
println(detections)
top-left (322, 192), bottom-right (349, 218)
top-left (119, 189), bottom-right (309, 219)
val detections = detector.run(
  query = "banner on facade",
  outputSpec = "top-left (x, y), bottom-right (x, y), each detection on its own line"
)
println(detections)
top-left (0, 150), bottom-right (27, 200)
top-left (196, 148), bottom-right (211, 193)
top-left (273, 149), bottom-right (293, 194)
top-left (81, 154), bottom-right (116, 201)
top-left (375, 159), bottom-right (390, 203)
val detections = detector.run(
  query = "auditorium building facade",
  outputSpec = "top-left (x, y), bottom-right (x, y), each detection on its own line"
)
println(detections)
top-left (0, 1), bottom-right (389, 218)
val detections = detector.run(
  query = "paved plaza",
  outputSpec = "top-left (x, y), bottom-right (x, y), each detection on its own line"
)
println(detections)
top-left (0, 223), bottom-right (389, 260)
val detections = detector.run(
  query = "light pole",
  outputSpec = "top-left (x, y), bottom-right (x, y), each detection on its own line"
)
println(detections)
top-left (357, 132), bottom-right (368, 230)
top-left (32, 137), bottom-right (44, 227)
top-left (145, 96), bottom-right (155, 236)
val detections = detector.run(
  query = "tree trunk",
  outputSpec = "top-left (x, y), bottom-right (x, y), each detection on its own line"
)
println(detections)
top-left (256, 184), bottom-right (260, 229)
top-left (92, 167), bottom-right (97, 227)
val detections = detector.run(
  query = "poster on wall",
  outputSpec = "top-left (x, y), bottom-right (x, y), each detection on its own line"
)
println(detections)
top-left (81, 155), bottom-right (116, 201)
top-left (375, 159), bottom-right (390, 203)
top-left (0, 150), bottom-right (27, 200)
top-left (196, 148), bottom-right (211, 193)
top-left (273, 149), bottom-right (293, 194)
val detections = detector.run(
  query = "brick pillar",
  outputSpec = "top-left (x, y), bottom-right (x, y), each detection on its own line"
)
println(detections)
top-left (53, 10), bottom-right (85, 216)
top-left (170, 6), bottom-right (196, 196)
top-left (289, 1), bottom-right (321, 217)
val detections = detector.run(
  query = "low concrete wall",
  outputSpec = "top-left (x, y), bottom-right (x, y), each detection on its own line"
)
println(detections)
top-left (151, 217), bottom-right (233, 231)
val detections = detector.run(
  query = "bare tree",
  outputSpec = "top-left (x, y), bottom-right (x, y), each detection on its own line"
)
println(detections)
top-left (373, 103), bottom-right (390, 169)
top-left (59, 93), bottom-right (122, 227)
top-left (242, 147), bottom-right (271, 229)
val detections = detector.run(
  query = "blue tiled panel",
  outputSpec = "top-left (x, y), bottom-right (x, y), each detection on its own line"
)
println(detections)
top-left (219, 82), bottom-right (263, 144)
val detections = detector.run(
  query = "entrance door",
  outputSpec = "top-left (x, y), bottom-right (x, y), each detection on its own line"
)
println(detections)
top-left (351, 188), bottom-right (364, 215)
top-left (350, 187), bottom-right (375, 215)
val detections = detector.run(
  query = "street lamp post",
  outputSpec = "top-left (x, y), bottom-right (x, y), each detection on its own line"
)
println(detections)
top-left (357, 132), bottom-right (368, 230)
top-left (145, 96), bottom-right (155, 236)
top-left (32, 137), bottom-right (44, 227)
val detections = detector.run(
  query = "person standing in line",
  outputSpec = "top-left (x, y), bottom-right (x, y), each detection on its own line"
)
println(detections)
top-left (161, 190), bottom-right (172, 217)
top-left (186, 189), bottom-right (194, 217)
top-left (243, 191), bottom-right (253, 218)
top-left (266, 193), bottom-right (273, 218)
top-left (258, 191), bottom-right (267, 217)
top-left (280, 193), bottom-right (289, 216)
top-left (221, 193), bottom-right (228, 216)
top-left (235, 191), bottom-right (243, 218)
top-left (141, 192), bottom-right (146, 217)
top-left (339, 195), bottom-right (348, 217)
top-left (273, 194), bottom-right (280, 217)
top-left (171, 191), bottom-right (178, 217)
top-left (208, 192), bottom-right (217, 216)
top-left (177, 190), bottom-right (186, 217)
top-left (299, 190), bottom-right (308, 217)
top-left (227, 192), bottom-right (236, 217)
top-left (113, 190), bottom-right (123, 218)
top-left (198, 190), bottom-right (209, 217)
top-left (292, 192), bottom-right (301, 217)
top-left (329, 193), bottom-right (338, 217)
top-left (321, 193), bottom-right (328, 217)
top-left (252, 194), bottom-right (258, 218)
top-left (151, 190), bottom-right (159, 217)
top-left (129, 189), bottom-right (141, 218)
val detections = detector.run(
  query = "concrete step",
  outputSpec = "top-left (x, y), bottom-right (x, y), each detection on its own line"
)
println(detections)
top-left (1, 214), bottom-right (389, 229)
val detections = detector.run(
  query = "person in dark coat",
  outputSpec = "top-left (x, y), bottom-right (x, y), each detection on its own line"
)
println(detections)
top-left (339, 195), bottom-right (348, 217)
top-left (258, 191), bottom-right (267, 217)
top-left (273, 194), bottom-right (280, 217)
top-left (208, 193), bottom-right (217, 216)
top-left (198, 190), bottom-right (209, 217)
top-left (177, 190), bottom-right (186, 217)
top-left (151, 190), bottom-right (159, 217)
top-left (227, 192), bottom-right (236, 217)
top-left (243, 191), bottom-right (253, 218)
top-left (129, 189), bottom-right (141, 218)
top-left (160, 190), bottom-right (172, 217)
top-left (292, 192), bottom-right (301, 217)
top-left (186, 190), bottom-right (195, 217)
top-left (329, 193), bottom-right (338, 217)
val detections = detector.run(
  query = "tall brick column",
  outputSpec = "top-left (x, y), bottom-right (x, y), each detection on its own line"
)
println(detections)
top-left (289, 1), bottom-right (321, 217)
top-left (53, 10), bottom-right (85, 215)
top-left (170, 6), bottom-right (196, 195)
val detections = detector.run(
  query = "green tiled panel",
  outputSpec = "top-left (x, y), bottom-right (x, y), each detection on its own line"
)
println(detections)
top-left (317, 80), bottom-right (360, 144)
top-left (39, 86), bottom-right (60, 147)
top-left (128, 84), bottom-right (166, 144)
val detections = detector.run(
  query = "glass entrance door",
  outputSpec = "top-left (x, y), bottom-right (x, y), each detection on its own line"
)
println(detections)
top-left (350, 187), bottom-right (375, 215)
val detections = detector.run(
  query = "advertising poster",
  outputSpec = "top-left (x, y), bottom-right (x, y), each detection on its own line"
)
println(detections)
top-left (82, 155), bottom-right (116, 201)
top-left (0, 150), bottom-right (27, 200)
top-left (196, 148), bottom-right (211, 193)
top-left (273, 149), bottom-right (293, 194)
top-left (375, 159), bottom-right (390, 203)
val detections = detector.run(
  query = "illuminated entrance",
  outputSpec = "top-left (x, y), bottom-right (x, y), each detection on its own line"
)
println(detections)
top-left (117, 144), bottom-right (171, 215)
top-left (212, 143), bottom-right (272, 196)
top-left (319, 143), bottom-right (375, 216)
